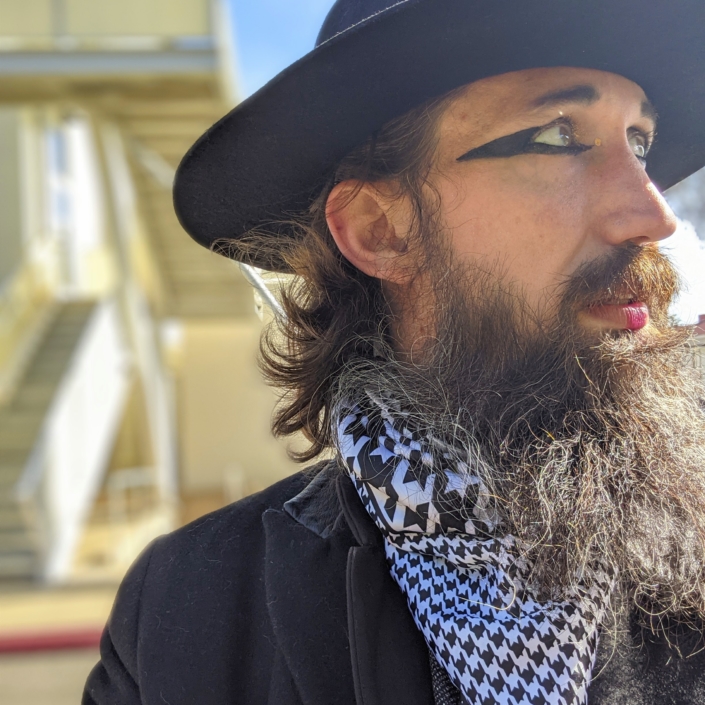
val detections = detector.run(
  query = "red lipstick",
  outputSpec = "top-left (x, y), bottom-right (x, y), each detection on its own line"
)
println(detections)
top-left (585, 302), bottom-right (650, 331)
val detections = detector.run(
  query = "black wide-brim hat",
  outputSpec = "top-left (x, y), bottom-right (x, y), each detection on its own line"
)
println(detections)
top-left (174, 0), bottom-right (705, 272)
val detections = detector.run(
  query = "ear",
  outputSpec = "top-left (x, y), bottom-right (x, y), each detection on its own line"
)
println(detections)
top-left (326, 180), bottom-right (413, 283)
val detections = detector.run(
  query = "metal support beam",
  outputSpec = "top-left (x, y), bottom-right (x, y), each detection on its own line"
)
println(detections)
top-left (0, 51), bottom-right (216, 76)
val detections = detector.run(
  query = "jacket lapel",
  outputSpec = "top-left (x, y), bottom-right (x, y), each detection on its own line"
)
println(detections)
top-left (339, 475), bottom-right (434, 705)
top-left (263, 507), bottom-right (357, 705)
top-left (263, 474), bottom-right (434, 705)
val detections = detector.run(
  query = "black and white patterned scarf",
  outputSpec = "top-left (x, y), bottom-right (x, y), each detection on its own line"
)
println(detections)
top-left (335, 394), bottom-right (613, 705)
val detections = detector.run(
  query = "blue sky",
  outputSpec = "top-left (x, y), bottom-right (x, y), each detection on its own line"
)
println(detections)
top-left (229, 0), bottom-right (334, 97)
top-left (227, 0), bottom-right (705, 323)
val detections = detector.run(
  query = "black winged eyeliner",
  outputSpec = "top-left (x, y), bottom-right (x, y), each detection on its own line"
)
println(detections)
top-left (457, 125), bottom-right (592, 162)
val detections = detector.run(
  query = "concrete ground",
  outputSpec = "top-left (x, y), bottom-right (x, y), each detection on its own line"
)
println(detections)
top-left (0, 648), bottom-right (98, 705)
top-left (0, 585), bottom-right (116, 705)
top-left (0, 585), bottom-right (117, 634)
top-left (0, 503), bottom-right (187, 705)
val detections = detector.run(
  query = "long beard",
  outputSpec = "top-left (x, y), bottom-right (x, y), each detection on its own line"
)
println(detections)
top-left (336, 243), bottom-right (705, 623)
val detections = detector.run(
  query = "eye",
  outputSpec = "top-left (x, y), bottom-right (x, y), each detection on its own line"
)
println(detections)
top-left (531, 122), bottom-right (573, 147)
top-left (628, 131), bottom-right (650, 160)
top-left (456, 121), bottom-right (591, 162)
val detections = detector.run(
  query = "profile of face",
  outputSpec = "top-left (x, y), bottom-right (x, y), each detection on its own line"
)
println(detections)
top-left (328, 66), bottom-right (678, 346)
top-left (327, 68), bottom-right (705, 617)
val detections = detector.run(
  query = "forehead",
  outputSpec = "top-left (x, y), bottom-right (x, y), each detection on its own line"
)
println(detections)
top-left (440, 67), bottom-right (650, 137)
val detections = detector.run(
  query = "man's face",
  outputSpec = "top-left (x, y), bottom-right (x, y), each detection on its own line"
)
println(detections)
top-left (330, 67), bottom-right (705, 614)
top-left (427, 66), bottom-right (677, 335)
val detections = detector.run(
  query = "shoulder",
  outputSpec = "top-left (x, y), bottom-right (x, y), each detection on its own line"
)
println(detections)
top-left (114, 467), bottom-right (329, 646)
top-left (115, 460), bottom-right (338, 616)
top-left (84, 467), bottom-right (329, 705)
top-left (169, 469), bottom-right (311, 541)
top-left (148, 467), bottom-right (316, 577)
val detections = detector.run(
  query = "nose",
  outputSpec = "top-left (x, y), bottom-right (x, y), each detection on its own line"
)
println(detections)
top-left (591, 145), bottom-right (678, 247)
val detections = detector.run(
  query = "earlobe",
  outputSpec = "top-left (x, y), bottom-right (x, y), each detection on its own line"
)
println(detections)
top-left (326, 180), bottom-right (412, 282)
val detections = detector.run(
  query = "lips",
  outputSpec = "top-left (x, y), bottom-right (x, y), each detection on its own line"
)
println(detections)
top-left (584, 301), bottom-right (650, 331)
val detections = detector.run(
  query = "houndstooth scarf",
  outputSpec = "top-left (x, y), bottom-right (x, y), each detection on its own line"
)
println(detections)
top-left (335, 393), bottom-right (613, 705)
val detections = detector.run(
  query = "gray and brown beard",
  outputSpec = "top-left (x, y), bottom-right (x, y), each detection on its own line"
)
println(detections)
top-left (335, 240), bottom-right (705, 627)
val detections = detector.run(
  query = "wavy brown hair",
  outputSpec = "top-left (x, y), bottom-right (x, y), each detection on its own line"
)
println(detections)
top-left (224, 92), bottom-right (460, 461)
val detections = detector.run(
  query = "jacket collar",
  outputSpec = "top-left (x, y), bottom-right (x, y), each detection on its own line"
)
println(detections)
top-left (268, 465), bottom-right (434, 705)
top-left (283, 461), bottom-right (344, 538)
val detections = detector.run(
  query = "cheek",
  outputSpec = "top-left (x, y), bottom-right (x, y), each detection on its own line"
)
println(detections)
top-left (437, 165), bottom-right (590, 297)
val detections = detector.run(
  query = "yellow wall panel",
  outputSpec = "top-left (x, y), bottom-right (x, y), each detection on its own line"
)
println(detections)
top-left (66, 0), bottom-right (210, 37)
top-left (178, 321), bottom-right (298, 495)
top-left (0, 0), bottom-right (53, 36)
top-left (0, 109), bottom-right (23, 286)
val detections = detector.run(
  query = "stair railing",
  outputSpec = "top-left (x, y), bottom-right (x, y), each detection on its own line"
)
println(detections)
top-left (13, 298), bottom-right (131, 582)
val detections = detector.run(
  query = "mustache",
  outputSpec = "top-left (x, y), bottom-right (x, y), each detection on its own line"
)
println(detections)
top-left (560, 245), bottom-right (681, 320)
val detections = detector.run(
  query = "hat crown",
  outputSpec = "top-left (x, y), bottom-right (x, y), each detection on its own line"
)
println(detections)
top-left (316, 0), bottom-right (409, 46)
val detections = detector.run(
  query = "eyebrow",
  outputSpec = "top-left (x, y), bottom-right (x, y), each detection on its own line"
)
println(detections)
top-left (531, 83), bottom-right (658, 126)
top-left (531, 84), bottom-right (600, 109)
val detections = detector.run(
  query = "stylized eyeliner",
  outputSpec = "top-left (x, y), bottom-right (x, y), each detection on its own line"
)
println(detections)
top-left (457, 124), bottom-right (592, 162)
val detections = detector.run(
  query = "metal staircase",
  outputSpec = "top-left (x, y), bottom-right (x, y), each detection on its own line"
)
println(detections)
top-left (0, 0), bottom-right (256, 583)
top-left (119, 98), bottom-right (255, 319)
top-left (0, 301), bottom-right (96, 579)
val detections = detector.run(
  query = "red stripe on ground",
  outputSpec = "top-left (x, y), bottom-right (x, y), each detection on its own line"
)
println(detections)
top-left (0, 628), bottom-right (102, 653)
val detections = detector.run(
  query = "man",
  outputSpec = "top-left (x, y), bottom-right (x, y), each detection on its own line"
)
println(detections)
top-left (84, 1), bottom-right (705, 703)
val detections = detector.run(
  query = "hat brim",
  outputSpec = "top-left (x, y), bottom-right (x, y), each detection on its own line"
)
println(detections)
top-left (173, 0), bottom-right (705, 272)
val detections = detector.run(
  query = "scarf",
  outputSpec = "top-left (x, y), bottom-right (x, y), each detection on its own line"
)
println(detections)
top-left (336, 394), bottom-right (613, 705)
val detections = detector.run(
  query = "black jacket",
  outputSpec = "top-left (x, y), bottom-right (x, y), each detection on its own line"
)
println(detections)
top-left (83, 463), bottom-right (705, 705)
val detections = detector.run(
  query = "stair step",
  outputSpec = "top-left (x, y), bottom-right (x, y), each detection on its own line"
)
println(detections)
top-left (0, 442), bottom-right (38, 455)
top-left (0, 432), bottom-right (42, 451)
top-left (0, 451), bottom-right (32, 486)
top-left (0, 504), bottom-right (26, 529)
top-left (8, 389), bottom-right (55, 411)
top-left (23, 359), bottom-right (76, 376)
top-left (0, 475), bottom-right (23, 492)
top-left (0, 551), bottom-right (37, 579)
top-left (0, 410), bottom-right (44, 424)
top-left (0, 301), bottom-right (98, 457)
top-left (0, 448), bottom-right (30, 463)
top-left (42, 326), bottom-right (90, 341)
top-left (0, 483), bottom-right (21, 502)
top-left (0, 300), bottom-right (101, 582)
top-left (0, 528), bottom-right (35, 552)
top-left (43, 327), bottom-right (89, 341)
